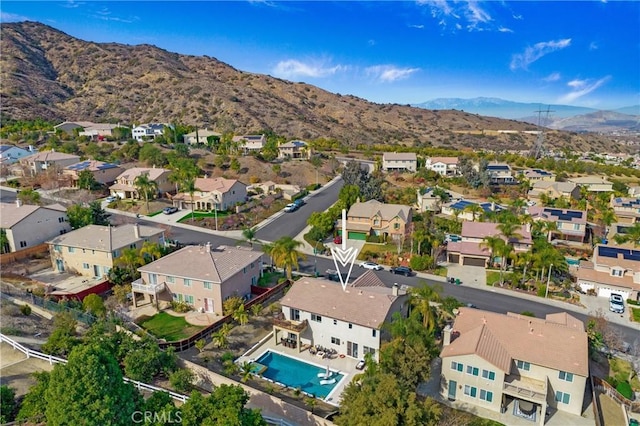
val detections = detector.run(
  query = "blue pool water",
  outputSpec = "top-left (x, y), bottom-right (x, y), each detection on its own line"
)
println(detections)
top-left (255, 351), bottom-right (344, 398)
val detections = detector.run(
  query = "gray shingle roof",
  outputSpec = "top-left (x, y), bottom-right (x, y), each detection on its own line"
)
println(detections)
top-left (48, 224), bottom-right (164, 251)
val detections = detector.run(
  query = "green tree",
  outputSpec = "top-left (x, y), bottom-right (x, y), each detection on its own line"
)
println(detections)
top-left (307, 211), bottom-right (334, 236)
top-left (0, 385), bottom-right (17, 423)
top-left (115, 247), bottom-right (144, 278)
top-left (89, 201), bottom-right (111, 225)
top-left (230, 157), bottom-right (241, 173)
top-left (270, 236), bottom-right (307, 279)
top-left (77, 170), bottom-right (99, 191)
top-left (67, 204), bottom-right (93, 229)
top-left (0, 229), bottom-right (10, 254)
top-left (463, 203), bottom-right (484, 222)
top-left (123, 336), bottom-right (177, 382)
top-left (138, 143), bottom-right (166, 167)
top-left (232, 304), bottom-right (249, 326)
top-left (41, 312), bottom-right (80, 356)
top-left (16, 371), bottom-right (50, 422)
top-left (338, 184), bottom-right (361, 210)
top-left (169, 368), bottom-right (194, 393)
top-left (134, 172), bottom-right (159, 213)
top-left (211, 323), bottom-right (232, 349)
top-left (45, 344), bottom-right (140, 425)
top-left (17, 188), bottom-right (41, 205)
top-left (180, 176), bottom-right (199, 221)
top-left (143, 391), bottom-right (179, 426)
top-left (409, 283), bottom-right (441, 334)
top-left (615, 222), bottom-right (640, 246)
top-left (82, 293), bottom-right (106, 318)
top-left (180, 386), bottom-right (266, 425)
top-left (242, 226), bottom-right (258, 248)
top-left (195, 338), bottom-right (206, 353)
top-left (140, 241), bottom-right (163, 263)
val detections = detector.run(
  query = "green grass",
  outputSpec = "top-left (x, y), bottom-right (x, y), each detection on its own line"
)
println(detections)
top-left (486, 270), bottom-right (501, 286)
top-left (177, 210), bottom-right (230, 223)
top-left (358, 243), bottom-right (397, 260)
top-left (631, 307), bottom-right (640, 323)
top-left (148, 210), bottom-right (163, 217)
top-left (431, 266), bottom-right (448, 277)
top-left (609, 357), bottom-right (640, 391)
top-left (257, 271), bottom-right (280, 287)
top-left (139, 312), bottom-right (204, 341)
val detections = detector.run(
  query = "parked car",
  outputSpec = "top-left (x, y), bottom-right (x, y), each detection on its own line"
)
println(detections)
top-left (333, 235), bottom-right (342, 245)
top-left (360, 261), bottom-right (383, 271)
top-left (325, 269), bottom-right (348, 282)
top-left (105, 195), bottom-right (118, 203)
top-left (293, 198), bottom-right (305, 208)
top-left (284, 203), bottom-right (297, 213)
top-left (609, 293), bottom-right (625, 314)
top-left (390, 266), bottom-right (413, 276)
top-left (163, 206), bottom-right (178, 215)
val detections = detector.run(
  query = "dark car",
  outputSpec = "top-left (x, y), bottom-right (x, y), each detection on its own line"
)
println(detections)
top-left (390, 266), bottom-right (413, 276)
top-left (293, 198), bottom-right (305, 207)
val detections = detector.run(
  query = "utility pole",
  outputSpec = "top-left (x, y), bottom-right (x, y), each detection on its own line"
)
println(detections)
top-left (545, 264), bottom-right (553, 298)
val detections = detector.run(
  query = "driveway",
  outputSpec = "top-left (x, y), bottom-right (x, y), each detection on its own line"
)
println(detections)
top-left (446, 264), bottom-right (487, 287)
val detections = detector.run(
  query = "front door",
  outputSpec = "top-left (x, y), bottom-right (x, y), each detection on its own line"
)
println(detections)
top-left (204, 298), bottom-right (214, 313)
top-left (347, 342), bottom-right (359, 358)
top-left (56, 259), bottom-right (64, 272)
top-left (448, 380), bottom-right (457, 400)
top-left (93, 264), bottom-right (100, 277)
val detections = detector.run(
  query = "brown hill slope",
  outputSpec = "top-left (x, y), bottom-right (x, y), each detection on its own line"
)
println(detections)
top-left (0, 21), bottom-right (627, 153)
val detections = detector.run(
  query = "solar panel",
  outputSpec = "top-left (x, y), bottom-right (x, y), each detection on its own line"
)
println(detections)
top-left (624, 251), bottom-right (640, 261)
top-left (598, 246), bottom-right (620, 258)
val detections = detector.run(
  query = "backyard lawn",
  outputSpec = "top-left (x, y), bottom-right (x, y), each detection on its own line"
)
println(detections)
top-left (486, 270), bottom-right (501, 286)
top-left (609, 357), bottom-right (640, 392)
top-left (358, 243), bottom-right (398, 260)
top-left (139, 312), bottom-right (204, 341)
top-left (631, 307), bottom-right (640, 322)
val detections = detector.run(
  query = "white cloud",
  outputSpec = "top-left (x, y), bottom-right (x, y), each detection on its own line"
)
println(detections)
top-left (465, 1), bottom-right (492, 29)
top-left (0, 12), bottom-right (29, 22)
top-left (589, 41), bottom-right (599, 50)
top-left (365, 65), bottom-right (420, 83)
top-left (368, 39), bottom-right (376, 46)
top-left (498, 26), bottom-right (513, 33)
top-left (418, 0), bottom-right (505, 32)
top-left (272, 59), bottom-right (346, 79)
top-left (510, 38), bottom-right (572, 71)
top-left (557, 76), bottom-right (611, 103)
top-left (409, 24), bottom-right (425, 29)
top-left (543, 72), bottom-right (561, 82)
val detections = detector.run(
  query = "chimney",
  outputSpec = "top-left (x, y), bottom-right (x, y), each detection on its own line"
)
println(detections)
top-left (15, 199), bottom-right (22, 208)
top-left (133, 223), bottom-right (140, 239)
top-left (392, 283), bottom-right (399, 296)
top-left (443, 324), bottom-right (452, 346)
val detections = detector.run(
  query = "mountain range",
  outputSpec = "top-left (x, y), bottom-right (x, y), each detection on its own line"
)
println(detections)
top-left (413, 97), bottom-right (640, 133)
top-left (0, 21), bottom-right (635, 153)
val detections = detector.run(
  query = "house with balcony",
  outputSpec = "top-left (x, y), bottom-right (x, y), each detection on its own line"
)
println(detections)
top-left (233, 134), bottom-right (266, 154)
top-left (20, 151), bottom-right (81, 176)
top-left (339, 199), bottom-right (412, 242)
top-left (0, 145), bottom-right (35, 165)
top-left (182, 129), bottom-right (221, 145)
top-left (133, 243), bottom-right (263, 313)
top-left (47, 223), bottom-right (165, 278)
top-left (528, 181), bottom-right (580, 204)
top-left (132, 123), bottom-right (168, 141)
top-left (382, 152), bottom-right (417, 172)
top-left (528, 206), bottom-right (588, 243)
top-left (63, 160), bottom-right (124, 187)
top-left (0, 200), bottom-right (70, 253)
top-left (78, 123), bottom-right (125, 140)
top-left (278, 140), bottom-right (311, 160)
top-left (425, 156), bottom-right (458, 176)
top-left (172, 177), bottom-right (247, 212)
top-left (446, 221), bottom-right (532, 267)
top-left (521, 169), bottom-right (555, 183)
top-left (610, 196), bottom-right (640, 224)
top-left (441, 199), bottom-right (505, 222)
top-left (416, 186), bottom-right (465, 213)
top-left (576, 244), bottom-right (640, 301)
top-left (567, 176), bottom-right (613, 192)
top-left (109, 167), bottom-right (173, 200)
top-left (486, 163), bottom-right (515, 185)
top-left (274, 271), bottom-right (409, 360)
top-left (441, 307), bottom-right (588, 426)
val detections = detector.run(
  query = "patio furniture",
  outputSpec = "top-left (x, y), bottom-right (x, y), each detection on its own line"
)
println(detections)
top-left (316, 351), bottom-right (326, 359)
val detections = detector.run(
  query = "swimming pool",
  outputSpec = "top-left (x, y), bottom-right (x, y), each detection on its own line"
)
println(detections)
top-left (254, 350), bottom-right (345, 399)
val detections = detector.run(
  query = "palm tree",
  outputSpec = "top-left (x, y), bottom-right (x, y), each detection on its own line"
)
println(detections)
top-left (242, 227), bottom-right (258, 248)
top-left (180, 177), bottom-right (198, 221)
top-left (0, 229), bottom-right (9, 254)
top-left (212, 323), bottom-right (232, 349)
top-left (114, 247), bottom-right (144, 277)
top-left (261, 242), bottom-right (275, 269)
top-left (271, 236), bottom-right (307, 279)
top-left (481, 236), bottom-right (508, 285)
top-left (408, 283), bottom-right (441, 334)
top-left (133, 172), bottom-right (158, 214)
top-left (232, 304), bottom-right (249, 326)
top-left (615, 222), bottom-right (640, 246)
top-left (463, 203), bottom-right (484, 222)
top-left (140, 241), bottom-right (163, 263)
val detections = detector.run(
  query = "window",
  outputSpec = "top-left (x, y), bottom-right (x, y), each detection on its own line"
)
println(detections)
top-left (103, 266), bottom-right (110, 274)
top-left (372, 329), bottom-right (377, 338)
top-left (54, 245), bottom-right (62, 252)
top-left (204, 281), bottom-right (212, 290)
top-left (517, 360), bottom-right (531, 371)
top-left (466, 366), bottom-right (479, 376)
top-left (167, 276), bottom-right (175, 283)
top-left (394, 223), bottom-right (400, 229)
top-left (19, 241), bottom-right (27, 248)
top-left (331, 337), bottom-right (341, 345)
top-left (251, 276), bottom-right (257, 285)
top-left (173, 293), bottom-right (183, 302)
top-left (68, 247), bottom-right (75, 253)
top-left (243, 267), bottom-right (247, 274)
top-left (83, 263), bottom-right (90, 269)
top-left (482, 369), bottom-right (496, 380)
top-left (311, 314), bottom-right (322, 323)
top-left (185, 295), bottom-right (194, 305)
top-left (58, 217), bottom-right (65, 223)
top-left (363, 346), bottom-right (376, 356)
top-left (611, 269), bottom-right (623, 277)
top-left (251, 262), bottom-right (254, 269)
top-left (348, 323), bottom-right (353, 329)
top-left (112, 250), bottom-right (120, 258)
top-left (184, 279), bottom-right (191, 287)
top-left (333, 319), bottom-right (337, 325)
top-left (464, 385), bottom-right (477, 398)
top-left (573, 223), bottom-right (581, 231)
top-left (290, 309), bottom-right (300, 321)
top-left (451, 361), bottom-right (464, 372)
top-left (555, 391), bottom-right (570, 405)
top-left (559, 371), bottom-right (574, 382)
top-left (480, 389), bottom-right (493, 402)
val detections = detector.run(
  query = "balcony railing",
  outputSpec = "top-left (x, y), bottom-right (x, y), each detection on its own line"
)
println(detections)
top-left (272, 317), bottom-right (308, 333)
top-left (132, 279), bottom-right (166, 295)
top-left (503, 376), bottom-right (547, 403)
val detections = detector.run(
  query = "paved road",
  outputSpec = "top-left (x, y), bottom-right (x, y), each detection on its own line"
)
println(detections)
top-left (255, 177), bottom-right (344, 242)
top-left (0, 188), bottom-right (17, 202)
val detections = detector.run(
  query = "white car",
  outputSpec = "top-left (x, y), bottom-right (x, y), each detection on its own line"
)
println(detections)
top-left (360, 261), bottom-right (383, 271)
top-left (284, 203), bottom-right (297, 213)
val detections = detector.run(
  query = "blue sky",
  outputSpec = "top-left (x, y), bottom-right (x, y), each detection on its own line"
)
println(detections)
top-left (2, 1), bottom-right (639, 110)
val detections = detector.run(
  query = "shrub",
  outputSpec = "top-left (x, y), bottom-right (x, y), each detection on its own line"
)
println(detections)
top-left (616, 381), bottom-right (633, 400)
top-left (366, 235), bottom-right (380, 243)
top-left (537, 285), bottom-right (546, 297)
top-left (627, 299), bottom-right (639, 306)
top-left (409, 255), bottom-right (431, 271)
top-left (249, 175), bottom-right (261, 184)
top-left (20, 304), bottom-right (32, 316)
top-left (170, 301), bottom-right (191, 313)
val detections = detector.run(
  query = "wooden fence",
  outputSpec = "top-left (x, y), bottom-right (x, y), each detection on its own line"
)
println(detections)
top-left (159, 280), bottom-right (290, 352)
top-left (593, 375), bottom-right (640, 413)
top-left (0, 243), bottom-right (49, 265)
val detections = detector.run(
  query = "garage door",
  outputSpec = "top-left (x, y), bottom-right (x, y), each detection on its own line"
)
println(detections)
top-left (348, 232), bottom-right (367, 240)
top-left (463, 257), bottom-right (486, 267)
top-left (448, 254), bottom-right (460, 264)
top-left (598, 287), bottom-right (630, 300)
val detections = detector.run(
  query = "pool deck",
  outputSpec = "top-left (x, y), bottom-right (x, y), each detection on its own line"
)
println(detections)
top-left (237, 332), bottom-right (362, 406)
